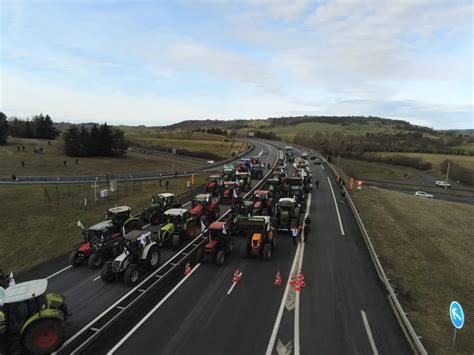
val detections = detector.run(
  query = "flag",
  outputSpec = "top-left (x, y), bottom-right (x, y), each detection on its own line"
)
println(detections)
top-left (8, 272), bottom-right (15, 287)
top-left (222, 224), bottom-right (227, 235)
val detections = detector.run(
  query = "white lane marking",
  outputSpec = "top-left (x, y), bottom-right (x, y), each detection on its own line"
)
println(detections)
top-left (46, 265), bottom-right (72, 280)
top-left (182, 201), bottom-right (191, 207)
top-left (321, 165), bottom-right (325, 171)
top-left (258, 149), bottom-right (263, 156)
top-left (326, 176), bottom-right (345, 236)
top-left (93, 275), bottom-right (101, 282)
top-left (144, 223), bottom-right (151, 228)
top-left (294, 193), bottom-right (311, 355)
top-left (226, 272), bottom-right (243, 295)
top-left (107, 263), bottom-right (201, 354)
top-left (361, 310), bottom-right (379, 355)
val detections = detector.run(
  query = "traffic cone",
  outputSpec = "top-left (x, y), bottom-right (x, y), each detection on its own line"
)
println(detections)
top-left (274, 271), bottom-right (282, 286)
top-left (232, 269), bottom-right (241, 283)
top-left (289, 273), bottom-right (296, 287)
top-left (293, 281), bottom-right (301, 292)
top-left (184, 262), bottom-right (192, 276)
top-left (297, 270), bottom-right (306, 288)
top-left (8, 272), bottom-right (15, 287)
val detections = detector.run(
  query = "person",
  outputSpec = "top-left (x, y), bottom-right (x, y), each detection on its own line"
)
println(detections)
top-left (11, 174), bottom-right (16, 182)
top-left (267, 163), bottom-right (271, 170)
top-left (165, 180), bottom-right (169, 190)
top-left (340, 179), bottom-right (345, 188)
top-left (290, 224), bottom-right (299, 246)
top-left (159, 178), bottom-right (162, 187)
top-left (341, 189), bottom-right (346, 203)
top-left (303, 215), bottom-right (311, 242)
top-left (315, 179), bottom-right (320, 189)
top-left (174, 171), bottom-right (178, 178)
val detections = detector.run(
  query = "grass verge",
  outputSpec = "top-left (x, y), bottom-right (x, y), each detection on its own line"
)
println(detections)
top-left (351, 187), bottom-right (473, 354)
top-left (0, 175), bottom-right (206, 274)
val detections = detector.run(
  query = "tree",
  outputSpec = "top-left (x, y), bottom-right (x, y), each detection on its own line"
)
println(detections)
top-left (99, 123), bottom-right (114, 155)
top-left (9, 118), bottom-right (25, 137)
top-left (34, 114), bottom-right (59, 139)
top-left (0, 112), bottom-right (8, 145)
top-left (23, 120), bottom-right (34, 138)
top-left (63, 126), bottom-right (81, 156)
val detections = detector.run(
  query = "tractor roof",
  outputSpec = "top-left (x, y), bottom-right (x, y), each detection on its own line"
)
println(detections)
top-left (224, 181), bottom-right (239, 186)
top-left (89, 220), bottom-right (113, 231)
top-left (164, 208), bottom-right (188, 216)
top-left (279, 197), bottom-right (296, 204)
top-left (157, 193), bottom-right (175, 198)
top-left (195, 193), bottom-right (210, 200)
top-left (209, 175), bottom-right (220, 179)
top-left (208, 221), bottom-right (226, 230)
top-left (236, 171), bottom-right (249, 176)
top-left (254, 190), bottom-right (270, 195)
top-left (2, 279), bottom-right (47, 304)
top-left (108, 206), bottom-right (131, 214)
top-left (124, 230), bottom-right (151, 241)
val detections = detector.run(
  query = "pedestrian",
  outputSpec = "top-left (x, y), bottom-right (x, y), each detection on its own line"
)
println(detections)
top-left (40, 147), bottom-right (44, 153)
top-left (48, 141), bottom-right (51, 146)
top-left (340, 179), bottom-right (345, 188)
top-left (165, 180), bottom-right (169, 190)
top-left (21, 161), bottom-right (25, 168)
top-left (175, 171), bottom-right (178, 178)
top-left (75, 158), bottom-right (79, 165)
top-left (315, 179), bottom-right (320, 189)
top-left (336, 175), bottom-right (340, 185)
top-left (303, 216), bottom-right (311, 242)
top-left (17, 146), bottom-right (20, 152)
top-left (290, 224), bottom-right (299, 246)
top-left (22, 146), bottom-right (25, 152)
top-left (63, 160), bottom-right (67, 167)
top-left (159, 178), bottom-right (162, 187)
top-left (11, 174), bottom-right (16, 182)
top-left (34, 148), bottom-right (37, 154)
top-left (341, 189), bottom-right (346, 203)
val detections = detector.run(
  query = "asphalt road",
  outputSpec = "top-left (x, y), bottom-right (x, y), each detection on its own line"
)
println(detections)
top-left (0, 140), bottom-right (275, 354)
top-left (97, 144), bottom-right (410, 355)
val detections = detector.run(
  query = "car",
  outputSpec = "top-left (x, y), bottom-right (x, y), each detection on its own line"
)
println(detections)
top-left (435, 180), bottom-right (451, 188)
top-left (415, 191), bottom-right (434, 198)
top-left (314, 158), bottom-right (322, 165)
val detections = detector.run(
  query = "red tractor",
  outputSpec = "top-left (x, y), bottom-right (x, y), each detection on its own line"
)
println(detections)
top-left (205, 175), bottom-right (222, 196)
top-left (196, 221), bottom-right (234, 265)
top-left (252, 190), bottom-right (274, 216)
top-left (220, 181), bottom-right (240, 204)
top-left (191, 193), bottom-right (220, 226)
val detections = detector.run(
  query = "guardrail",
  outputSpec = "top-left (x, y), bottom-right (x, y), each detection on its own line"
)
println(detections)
top-left (54, 142), bottom-right (281, 354)
top-left (291, 142), bottom-right (427, 355)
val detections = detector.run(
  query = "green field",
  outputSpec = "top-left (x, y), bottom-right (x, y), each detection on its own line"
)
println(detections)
top-left (452, 143), bottom-right (474, 153)
top-left (0, 138), bottom-right (202, 177)
top-left (372, 152), bottom-right (474, 171)
top-left (352, 187), bottom-right (473, 354)
top-left (0, 175), bottom-right (206, 274)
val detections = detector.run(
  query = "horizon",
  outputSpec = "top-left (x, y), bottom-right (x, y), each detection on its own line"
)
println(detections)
top-left (1, 1), bottom-right (473, 130)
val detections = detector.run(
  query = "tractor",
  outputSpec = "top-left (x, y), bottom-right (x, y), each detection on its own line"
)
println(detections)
top-left (250, 162), bottom-right (264, 179)
top-left (273, 197), bottom-right (302, 231)
top-left (140, 193), bottom-right (181, 225)
top-left (239, 216), bottom-right (276, 261)
top-left (69, 220), bottom-right (124, 269)
top-left (296, 169), bottom-right (313, 193)
top-left (106, 206), bottom-right (142, 231)
top-left (222, 164), bottom-right (235, 181)
top-left (154, 208), bottom-right (196, 249)
top-left (229, 197), bottom-right (253, 234)
top-left (196, 221), bottom-right (234, 265)
top-left (252, 190), bottom-right (274, 216)
top-left (205, 175), bottom-right (222, 196)
top-left (101, 230), bottom-right (160, 286)
top-left (284, 177), bottom-right (305, 206)
top-left (235, 171), bottom-right (251, 191)
top-left (220, 181), bottom-right (240, 204)
top-left (191, 193), bottom-right (220, 226)
top-left (265, 177), bottom-right (283, 200)
top-left (0, 279), bottom-right (68, 354)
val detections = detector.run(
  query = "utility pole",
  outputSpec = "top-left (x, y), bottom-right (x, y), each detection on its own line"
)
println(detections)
top-left (445, 162), bottom-right (450, 190)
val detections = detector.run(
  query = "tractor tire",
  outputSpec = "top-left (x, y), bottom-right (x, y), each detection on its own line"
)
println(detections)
top-left (145, 245), bottom-right (160, 270)
top-left (149, 212), bottom-right (161, 225)
top-left (124, 265), bottom-right (140, 286)
top-left (172, 234), bottom-right (180, 250)
top-left (124, 219), bottom-right (142, 233)
top-left (69, 250), bottom-right (83, 267)
top-left (101, 262), bottom-right (115, 283)
top-left (196, 248), bottom-right (204, 263)
top-left (216, 250), bottom-right (225, 266)
top-left (88, 252), bottom-right (104, 269)
top-left (272, 235), bottom-right (277, 249)
top-left (263, 243), bottom-right (272, 261)
top-left (22, 318), bottom-right (65, 355)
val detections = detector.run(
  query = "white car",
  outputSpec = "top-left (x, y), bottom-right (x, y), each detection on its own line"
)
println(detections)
top-left (435, 180), bottom-right (451, 188)
top-left (415, 191), bottom-right (434, 198)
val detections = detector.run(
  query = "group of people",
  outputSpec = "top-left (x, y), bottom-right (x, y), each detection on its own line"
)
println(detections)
top-left (335, 175), bottom-right (346, 202)
top-left (290, 215), bottom-right (311, 246)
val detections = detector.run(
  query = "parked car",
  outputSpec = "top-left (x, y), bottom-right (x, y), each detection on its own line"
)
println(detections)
top-left (415, 191), bottom-right (434, 198)
top-left (435, 180), bottom-right (451, 188)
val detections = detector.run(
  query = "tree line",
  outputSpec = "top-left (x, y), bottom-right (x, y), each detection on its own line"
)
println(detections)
top-left (63, 123), bottom-right (128, 157)
top-left (0, 112), bottom-right (60, 145)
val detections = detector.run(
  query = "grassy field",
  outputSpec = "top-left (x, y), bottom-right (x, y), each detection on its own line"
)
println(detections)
top-left (0, 175), bottom-right (206, 274)
top-left (452, 143), bottom-right (474, 153)
top-left (351, 187), bottom-right (473, 354)
top-left (0, 138), bottom-right (202, 177)
top-left (372, 152), bottom-right (474, 172)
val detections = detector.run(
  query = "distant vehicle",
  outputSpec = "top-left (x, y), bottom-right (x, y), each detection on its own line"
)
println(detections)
top-left (301, 152), bottom-right (308, 159)
top-left (310, 155), bottom-right (316, 160)
top-left (435, 180), bottom-right (451, 188)
top-left (415, 191), bottom-right (434, 198)
top-left (314, 158), bottom-right (322, 165)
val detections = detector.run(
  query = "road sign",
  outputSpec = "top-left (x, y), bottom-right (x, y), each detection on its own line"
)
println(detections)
top-left (450, 301), bottom-right (464, 329)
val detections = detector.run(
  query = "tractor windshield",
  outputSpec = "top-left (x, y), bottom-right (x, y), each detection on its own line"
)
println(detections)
top-left (86, 229), bottom-right (104, 242)
top-left (4, 294), bottom-right (48, 330)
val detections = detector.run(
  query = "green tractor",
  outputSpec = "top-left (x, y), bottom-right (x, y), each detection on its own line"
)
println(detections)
top-left (154, 208), bottom-right (197, 250)
top-left (106, 206), bottom-right (143, 232)
top-left (273, 197), bottom-right (302, 231)
top-left (222, 164), bottom-right (235, 181)
top-left (0, 279), bottom-right (68, 354)
top-left (229, 197), bottom-right (253, 234)
top-left (140, 193), bottom-right (181, 225)
top-left (235, 171), bottom-right (252, 191)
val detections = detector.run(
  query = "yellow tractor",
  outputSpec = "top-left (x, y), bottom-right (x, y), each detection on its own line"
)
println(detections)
top-left (239, 216), bottom-right (276, 261)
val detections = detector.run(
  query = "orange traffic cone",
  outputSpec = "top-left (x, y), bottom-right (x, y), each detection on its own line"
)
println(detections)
top-left (289, 273), bottom-right (296, 287)
top-left (184, 262), bottom-right (192, 276)
top-left (293, 281), bottom-right (301, 292)
top-left (274, 271), bottom-right (282, 286)
top-left (297, 270), bottom-right (306, 288)
top-left (232, 269), bottom-right (241, 283)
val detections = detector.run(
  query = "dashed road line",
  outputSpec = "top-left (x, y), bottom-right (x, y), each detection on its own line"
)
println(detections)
top-left (361, 310), bottom-right (379, 355)
top-left (326, 176), bottom-right (345, 236)
top-left (46, 265), bottom-right (72, 280)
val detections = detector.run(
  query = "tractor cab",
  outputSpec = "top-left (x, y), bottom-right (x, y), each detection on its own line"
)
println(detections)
top-left (230, 197), bottom-right (253, 234)
top-left (251, 156), bottom-right (261, 165)
top-left (206, 175), bottom-right (222, 195)
top-left (221, 181), bottom-right (240, 203)
top-left (191, 194), bottom-right (220, 226)
top-left (163, 208), bottom-right (192, 228)
top-left (141, 193), bottom-right (180, 226)
top-left (222, 164), bottom-right (235, 181)
top-left (122, 230), bottom-right (153, 257)
top-left (0, 279), bottom-right (68, 354)
top-left (285, 177), bottom-right (305, 205)
top-left (238, 216), bottom-right (275, 261)
top-left (152, 193), bottom-right (176, 209)
top-left (192, 193), bottom-right (212, 209)
top-left (155, 208), bottom-right (196, 249)
top-left (197, 221), bottom-right (233, 265)
top-left (79, 220), bottom-right (115, 243)
top-left (252, 190), bottom-right (273, 216)
top-left (273, 197), bottom-right (301, 231)
top-left (235, 171), bottom-right (251, 191)
top-left (265, 177), bottom-right (282, 200)
top-left (250, 161), bottom-right (264, 179)
top-left (106, 206), bottom-right (132, 225)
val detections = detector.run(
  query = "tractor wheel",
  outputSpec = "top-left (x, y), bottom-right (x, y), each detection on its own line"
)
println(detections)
top-left (145, 245), bottom-right (160, 270)
top-left (101, 262), bottom-right (115, 283)
top-left (263, 243), bottom-right (272, 261)
top-left (149, 212), bottom-right (161, 225)
top-left (59, 302), bottom-right (70, 322)
top-left (124, 265), bottom-right (140, 286)
top-left (196, 248), bottom-right (204, 263)
top-left (124, 219), bottom-right (142, 233)
top-left (172, 234), bottom-right (180, 250)
top-left (22, 318), bottom-right (65, 355)
top-left (216, 250), bottom-right (225, 266)
top-left (187, 224), bottom-right (196, 239)
top-left (88, 252), bottom-right (104, 269)
top-left (69, 250), bottom-right (83, 267)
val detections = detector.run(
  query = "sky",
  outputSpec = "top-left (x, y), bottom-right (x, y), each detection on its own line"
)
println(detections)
top-left (0, 0), bottom-right (473, 129)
